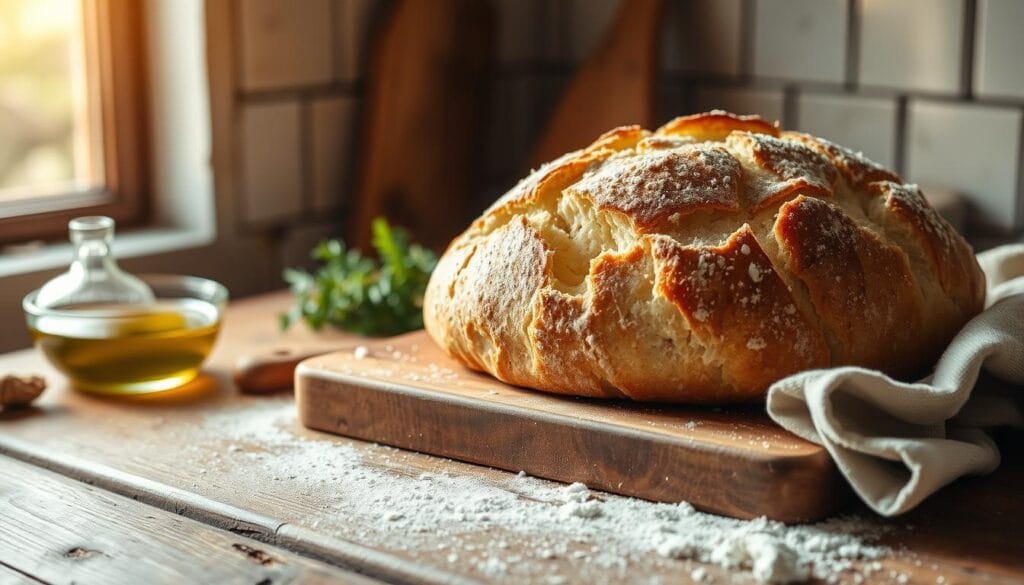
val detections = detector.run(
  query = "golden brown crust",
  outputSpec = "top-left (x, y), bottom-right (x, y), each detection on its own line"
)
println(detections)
top-left (652, 227), bottom-right (830, 395)
top-left (871, 181), bottom-right (985, 319)
top-left (726, 132), bottom-right (837, 210)
top-left (424, 112), bottom-right (986, 403)
top-left (584, 125), bottom-right (651, 153)
top-left (783, 131), bottom-right (899, 189)
top-left (423, 217), bottom-right (550, 385)
top-left (775, 195), bottom-right (924, 377)
top-left (567, 145), bottom-right (742, 231)
top-left (657, 111), bottom-right (780, 141)
top-left (481, 150), bottom-right (603, 222)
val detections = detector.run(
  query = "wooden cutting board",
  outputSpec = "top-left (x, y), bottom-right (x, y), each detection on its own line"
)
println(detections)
top-left (295, 331), bottom-right (848, 523)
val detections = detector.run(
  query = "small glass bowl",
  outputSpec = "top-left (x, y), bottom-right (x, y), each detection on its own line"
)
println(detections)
top-left (23, 274), bottom-right (228, 395)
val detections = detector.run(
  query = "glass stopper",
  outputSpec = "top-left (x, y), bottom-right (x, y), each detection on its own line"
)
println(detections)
top-left (34, 216), bottom-right (155, 308)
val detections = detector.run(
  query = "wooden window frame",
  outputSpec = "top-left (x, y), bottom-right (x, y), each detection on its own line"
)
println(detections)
top-left (0, 0), bottom-right (149, 244)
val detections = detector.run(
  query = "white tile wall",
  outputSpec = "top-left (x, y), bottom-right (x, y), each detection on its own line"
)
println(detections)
top-left (752, 0), bottom-right (847, 83)
top-left (906, 100), bottom-right (1022, 230)
top-left (239, 0), bottom-right (333, 91)
top-left (695, 86), bottom-right (785, 123)
top-left (858, 0), bottom-right (965, 94)
top-left (239, 102), bottom-right (305, 224)
top-left (661, 0), bottom-right (743, 77)
top-left (335, 0), bottom-right (379, 82)
top-left (564, 0), bottom-right (621, 61)
top-left (796, 92), bottom-right (898, 169)
top-left (975, 0), bottom-right (1024, 99)
top-left (227, 0), bottom-right (1024, 246)
top-left (311, 97), bottom-right (357, 212)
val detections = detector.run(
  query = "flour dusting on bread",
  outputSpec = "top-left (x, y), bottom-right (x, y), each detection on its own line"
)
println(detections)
top-left (424, 112), bottom-right (985, 402)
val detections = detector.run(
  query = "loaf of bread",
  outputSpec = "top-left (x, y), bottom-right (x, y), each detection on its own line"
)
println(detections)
top-left (423, 112), bottom-right (985, 402)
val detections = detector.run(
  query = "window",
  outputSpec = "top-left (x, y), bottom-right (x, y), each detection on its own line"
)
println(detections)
top-left (0, 0), bottom-right (147, 244)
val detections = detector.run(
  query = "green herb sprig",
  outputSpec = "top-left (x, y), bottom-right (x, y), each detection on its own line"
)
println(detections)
top-left (280, 218), bottom-right (437, 336)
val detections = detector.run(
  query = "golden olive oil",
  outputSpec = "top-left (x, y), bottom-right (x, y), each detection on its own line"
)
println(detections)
top-left (30, 299), bottom-right (221, 394)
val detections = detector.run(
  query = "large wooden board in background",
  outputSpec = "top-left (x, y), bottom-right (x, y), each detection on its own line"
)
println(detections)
top-left (296, 331), bottom-right (848, 523)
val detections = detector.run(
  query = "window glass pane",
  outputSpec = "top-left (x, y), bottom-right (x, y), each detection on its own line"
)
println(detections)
top-left (0, 0), bottom-right (99, 202)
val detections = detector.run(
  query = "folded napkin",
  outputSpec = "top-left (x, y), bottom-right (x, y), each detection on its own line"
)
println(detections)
top-left (767, 244), bottom-right (1024, 516)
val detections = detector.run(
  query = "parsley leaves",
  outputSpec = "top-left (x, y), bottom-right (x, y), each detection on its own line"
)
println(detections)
top-left (281, 218), bottom-right (437, 336)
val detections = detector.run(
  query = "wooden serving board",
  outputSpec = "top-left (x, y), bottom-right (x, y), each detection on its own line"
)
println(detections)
top-left (295, 331), bottom-right (848, 523)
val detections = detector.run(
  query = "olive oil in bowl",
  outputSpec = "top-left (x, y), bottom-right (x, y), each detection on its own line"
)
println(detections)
top-left (29, 299), bottom-right (221, 394)
top-left (24, 217), bottom-right (229, 395)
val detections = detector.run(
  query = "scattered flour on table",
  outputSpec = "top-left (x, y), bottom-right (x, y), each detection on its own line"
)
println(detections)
top-left (203, 400), bottom-right (892, 584)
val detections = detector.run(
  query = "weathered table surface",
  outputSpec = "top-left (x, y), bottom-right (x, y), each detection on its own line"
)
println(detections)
top-left (1, 291), bottom-right (1022, 585)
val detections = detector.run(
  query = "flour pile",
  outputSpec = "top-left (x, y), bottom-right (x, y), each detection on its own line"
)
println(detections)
top-left (206, 401), bottom-right (894, 584)
top-left (369, 475), bottom-right (891, 583)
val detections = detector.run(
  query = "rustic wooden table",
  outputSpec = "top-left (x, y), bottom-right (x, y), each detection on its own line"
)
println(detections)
top-left (1, 291), bottom-right (1022, 585)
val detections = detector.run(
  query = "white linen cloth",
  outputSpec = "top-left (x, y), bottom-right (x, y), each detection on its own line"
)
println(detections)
top-left (766, 244), bottom-right (1024, 516)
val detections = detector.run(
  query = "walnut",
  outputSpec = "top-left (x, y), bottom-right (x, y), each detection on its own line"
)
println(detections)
top-left (0, 375), bottom-right (46, 407)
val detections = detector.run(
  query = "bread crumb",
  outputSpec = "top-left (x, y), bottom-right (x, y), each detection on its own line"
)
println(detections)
top-left (747, 338), bottom-right (767, 351)
top-left (353, 346), bottom-right (370, 359)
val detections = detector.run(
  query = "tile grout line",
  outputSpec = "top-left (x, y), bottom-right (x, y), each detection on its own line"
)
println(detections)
top-left (783, 85), bottom-right (799, 129)
top-left (739, 0), bottom-right (755, 82)
top-left (1016, 108), bottom-right (1024, 230)
top-left (845, 0), bottom-right (860, 90)
top-left (961, 0), bottom-right (978, 99)
top-left (228, 0), bottom-right (249, 238)
top-left (893, 94), bottom-right (909, 177)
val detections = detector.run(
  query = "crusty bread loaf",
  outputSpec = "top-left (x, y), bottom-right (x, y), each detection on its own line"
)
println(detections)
top-left (423, 112), bottom-right (985, 403)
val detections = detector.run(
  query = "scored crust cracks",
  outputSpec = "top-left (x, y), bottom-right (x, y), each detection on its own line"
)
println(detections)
top-left (424, 111), bottom-right (985, 402)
